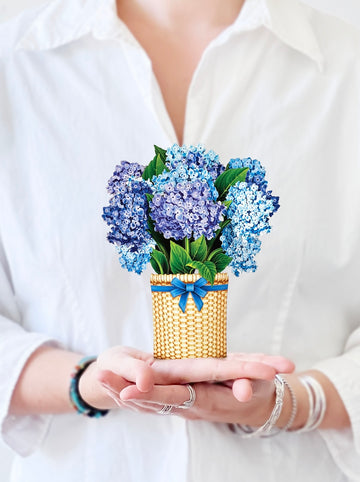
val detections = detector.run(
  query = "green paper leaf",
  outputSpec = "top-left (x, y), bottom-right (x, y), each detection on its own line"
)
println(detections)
top-left (142, 155), bottom-right (156, 181)
top-left (142, 153), bottom-right (168, 181)
top-left (208, 249), bottom-right (232, 272)
top-left (219, 218), bottom-right (231, 230)
top-left (190, 235), bottom-right (207, 262)
top-left (207, 247), bottom-right (223, 261)
top-left (154, 145), bottom-right (167, 164)
top-left (206, 219), bottom-right (231, 253)
top-left (223, 200), bottom-right (232, 209)
top-left (186, 260), bottom-right (217, 285)
top-left (145, 193), bottom-right (154, 204)
top-left (214, 167), bottom-right (248, 199)
top-left (170, 241), bottom-right (192, 274)
top-left (155, 154), bottom-right (167, 176)
top-left (151, 250), bottom-right (169, 275)
top-left (150, 257), bottom-right (161, 274)
top-left (147, 219), bottom-right (170, 261)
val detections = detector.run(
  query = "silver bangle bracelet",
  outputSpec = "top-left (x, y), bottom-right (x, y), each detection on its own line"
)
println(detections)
top-left (296, 375), bottom-right (326, 432)
top-left (234, 374), bottom-right (285, 438)
top-left (280, 377), bottom-right (298, 432)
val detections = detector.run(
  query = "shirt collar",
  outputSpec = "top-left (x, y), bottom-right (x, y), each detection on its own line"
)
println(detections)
top-left (15, 0), bottom-right (323, 69)
top-left (264, 0), bottom-right (324, 70)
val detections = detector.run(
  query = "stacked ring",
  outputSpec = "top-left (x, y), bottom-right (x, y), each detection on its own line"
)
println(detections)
top-left (157, 384), bottom-right (196, 415)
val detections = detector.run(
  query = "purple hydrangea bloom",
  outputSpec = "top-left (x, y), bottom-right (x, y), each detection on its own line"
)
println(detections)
top-left (228, 157), bottom-right (279, 215)
top-left (102, 177), bottom-right (154, 274)
top-left (106, 161), bottom-right (144, 196)
top-left (220, 182), bottom-right (276, 274)
top-left (150, 180), bottom-right (225, 240)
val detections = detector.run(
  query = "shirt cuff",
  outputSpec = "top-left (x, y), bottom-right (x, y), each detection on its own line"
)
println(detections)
top-left (0, 335), bottom-right (62, 457)
top-left (313, 355), bottom-right (360, 480)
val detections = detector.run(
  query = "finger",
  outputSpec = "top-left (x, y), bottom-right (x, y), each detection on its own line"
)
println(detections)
top-left (97, 370), bottom-right (128, 392)
top-left (102, 386), bottom-right (127, 409)
top-left (127, 400), bottom-right (172, 414)
top-left (228, 353), bottom-right (295, 374)
top-left (120, 384), bottom-right (192, 407)
top-left (232, 378), bottom-right (253, 402)
top-left (152, 358), bottom-right (277, 384)
top-left (102, 384), bottom-right (151, 413)
top-left (126, 400), bottom-right (160, 410)
top-left (107, 346), bottom-right (155, 363)
top-left (124, 400), bottom-right (174, 415)
top-left (96, 347), bottom-right (155, 392)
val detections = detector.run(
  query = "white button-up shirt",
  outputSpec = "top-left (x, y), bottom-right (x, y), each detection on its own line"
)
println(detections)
top-left (1, 0), bottom-right (360, 480)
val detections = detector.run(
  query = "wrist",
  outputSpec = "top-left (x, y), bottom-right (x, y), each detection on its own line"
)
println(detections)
top-left (77, 359), bottom-right (112, 411)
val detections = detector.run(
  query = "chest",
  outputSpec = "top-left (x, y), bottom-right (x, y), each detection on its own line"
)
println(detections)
top-left (2, 37), bottom-right (360, 359)
top-left (114, 6), bottom-right (237, 144)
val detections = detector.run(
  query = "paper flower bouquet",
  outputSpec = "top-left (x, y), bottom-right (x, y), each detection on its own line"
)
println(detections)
top-left (102, 144), bottom-right (279, 359)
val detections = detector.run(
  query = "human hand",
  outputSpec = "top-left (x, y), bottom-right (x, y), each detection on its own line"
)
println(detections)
top-left (80, 346), bottom-right (294, 415)
top-left (151, 353), bottom-right (294, 401)
top-left (115, 352), bottom-right (294, 424)
top-left (119, 377), bottom-right (278, 426)
top-left (78, 346), bottom-right (155, 410)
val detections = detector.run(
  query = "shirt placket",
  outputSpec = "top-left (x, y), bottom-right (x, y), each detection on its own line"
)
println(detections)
top-left (110, 25), bottom-right (180, 145)
top-left (182, 17), bottom-right (264, 145)
top-left (91, 1), bottom-right (265, 148)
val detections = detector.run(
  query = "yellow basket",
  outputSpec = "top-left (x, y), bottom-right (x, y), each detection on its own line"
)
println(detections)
top-left (151, 273), bottom-right (228, 359)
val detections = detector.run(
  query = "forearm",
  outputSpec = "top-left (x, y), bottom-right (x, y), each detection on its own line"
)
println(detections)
top-left (8, 345), bottom-right (157, 416)
top-left (9, 345), bottom-right (85, 415)
top-left (278, 370), bottom-right (350, 430)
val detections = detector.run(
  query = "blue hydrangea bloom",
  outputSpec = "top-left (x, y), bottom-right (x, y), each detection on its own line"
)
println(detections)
top-left (225, 183), bottom-right (275, 236)
top-left (150, 180), bottom-right (225, 240)
top-left (229, 157), bottom-right (280, 215)
top-left (106, 161), bottom-right (144, 196)
top-left (152, 163), bottom-right (219, 201)
top-left (152, 144), bottom-right (224, 201)
top-left (221, 233), bottom-right (261, 274)
top-left (220, 182), bottom-right (276, 274)
top-left (165, 144), bottom-right (225, 181)
top-left (116, 243), bottom-right (153, 275)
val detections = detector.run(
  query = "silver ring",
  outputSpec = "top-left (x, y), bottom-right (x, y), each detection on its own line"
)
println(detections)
top-left (157, 404), bottom-right (173, 415)
top-left (177, 384), bottom-right (196, 410)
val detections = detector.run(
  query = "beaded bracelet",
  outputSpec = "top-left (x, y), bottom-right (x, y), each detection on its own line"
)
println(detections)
top-left (69, 355), bottom-right (109, 418)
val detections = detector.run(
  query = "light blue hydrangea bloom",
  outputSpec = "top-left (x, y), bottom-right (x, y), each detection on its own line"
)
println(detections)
top-left (165, 144), bottom-right (224, 180)
top-left (116, 243), bottom-right (154, 275)
top-left (221, 182), bottom-right (277, 274)
top-left (229, 157), bottom-right (280, 214)
top-left (152, 144), bottom-right (224, 201)
top-left (221, 233), bottom-right (261, 274)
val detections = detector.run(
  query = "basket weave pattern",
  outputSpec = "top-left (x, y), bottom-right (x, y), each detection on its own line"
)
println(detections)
top-left (151, 273), bottom-right (228, 359)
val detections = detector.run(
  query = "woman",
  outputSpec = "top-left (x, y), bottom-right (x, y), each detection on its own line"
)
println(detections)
top-left (0, 0), bottom-right (359, 480)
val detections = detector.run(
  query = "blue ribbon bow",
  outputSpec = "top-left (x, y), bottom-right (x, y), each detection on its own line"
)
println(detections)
top-left (151, 277), bottom-right (228, 313)
top-left (170, 277), bottom-right (208, 313)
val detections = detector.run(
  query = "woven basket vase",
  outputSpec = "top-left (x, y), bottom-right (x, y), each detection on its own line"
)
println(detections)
top-left (151, 273), bottom-right (228, 359)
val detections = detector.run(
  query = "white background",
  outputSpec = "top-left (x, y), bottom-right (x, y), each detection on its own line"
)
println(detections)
top-left (0, 0), bottom-right (359, 480)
